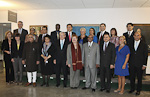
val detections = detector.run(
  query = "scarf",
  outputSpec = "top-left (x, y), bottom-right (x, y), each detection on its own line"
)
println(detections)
top-left (71, 43), bottom-right (82, 71)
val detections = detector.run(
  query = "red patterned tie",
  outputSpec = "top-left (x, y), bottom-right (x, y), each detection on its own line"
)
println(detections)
top-left (69, 32), bottom-right (71, 42)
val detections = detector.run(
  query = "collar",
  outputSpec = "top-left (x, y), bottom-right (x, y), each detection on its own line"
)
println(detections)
top-left (88, 41), bottom-right (93, 46)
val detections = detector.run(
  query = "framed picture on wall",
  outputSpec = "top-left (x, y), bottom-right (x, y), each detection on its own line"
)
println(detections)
top-left (133, 24), bottom-right (150, 52)
top-left (29, 25), bottom-right (48, 36)
top-left (72, 24), bottom-right (100, 36)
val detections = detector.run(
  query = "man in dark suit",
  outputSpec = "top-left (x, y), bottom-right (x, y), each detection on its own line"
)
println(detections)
top-left (128, 32), bottom-right (148, 96)
top-left (13, 21), bottom-right (28, 42)
top-left (123, 23), bottom-right (135, 47)
top-left (51, 24), bottom-right (61, 44)
top-left (53, 32), bottom-right (69, 88)
top-left (97, 23), bottom-right (109, 45)
top-left (38, 26), bottom-right (48, 50)
top-left (65, 24), bottom-right (76, 43)
top-left (99, 33), bottom-right (116, 93)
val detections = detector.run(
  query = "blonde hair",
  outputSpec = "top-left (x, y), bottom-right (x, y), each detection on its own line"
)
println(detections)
top-left (120, 36), bottom-right (126, 44)
top-left (5, 31), bottom-right (12, 39)
top-left (80, 28), bottom-right (86, 32)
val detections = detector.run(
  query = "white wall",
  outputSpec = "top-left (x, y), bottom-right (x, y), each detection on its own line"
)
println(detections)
top-left (0, 8), bottom-right (150, 73)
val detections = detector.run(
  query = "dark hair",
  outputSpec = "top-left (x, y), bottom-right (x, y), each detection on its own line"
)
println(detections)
top-left (56, 24), bottom-right (60, 27)
top-left (89, 28), bottom-right (95, 35)
top-left (126, 23), bottom-right (133, 27)
top-left (42, 26), bottom-right (48, 30)
top-left (103, 32), bottom-right (110, 37)
top-left (30, 28), bottom-right (35, 31)
top-left (100, 23), bottom-right (106, 27)
top-left (110, 28), bottom-right (117, 36)
top-left (18, 21), bottom-right (23, 24)
top-left (44, 35), bottom-right (51, 40)
top-left (72, 34), bottom-right (78, 39)
top-left (15, 33), bottom-right (21, 37)
top-left (67, 24), bottom-right (73, 27)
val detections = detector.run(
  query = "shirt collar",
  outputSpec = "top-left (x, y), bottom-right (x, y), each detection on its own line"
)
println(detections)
top-left (88, 41), bottom-right (93, 47)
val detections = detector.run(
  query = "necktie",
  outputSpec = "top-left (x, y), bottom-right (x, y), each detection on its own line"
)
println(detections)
top-left (104, 43), bottom-right (107, 52)
top-left (98, 33), bottom-right (103, 45)
top-left (57, 32), bottom-right (59, 39)
top-left (69, 32), bottom-right (71, 42)
top-left (61, 40), bottom-right (63, 50)
top-left (135, 41), bottom-right (138, 51)
top-left (128, 31), bottom-right (130, 37)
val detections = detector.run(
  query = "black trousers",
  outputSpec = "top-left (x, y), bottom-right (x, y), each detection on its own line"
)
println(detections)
top-left (55, 60), bottom-right (68, 86)
top-left (130, 66), bottom-right (143, 92)
top-left (4, 57), bottom-right (14, 82)
top-left (100, 66), bottom-right (111, 90)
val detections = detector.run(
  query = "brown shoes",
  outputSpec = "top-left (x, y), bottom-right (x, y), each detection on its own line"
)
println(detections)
top-left (25, 83), bottom-right (31, 87)
top-left (33, 83), bottom-right (37, 87)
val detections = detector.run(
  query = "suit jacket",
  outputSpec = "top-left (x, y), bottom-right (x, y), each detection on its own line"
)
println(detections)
top-left (82, 42), bottom-right (100, 68)
top-left (97, 31), bottom-right (109, 44)
top-left (65, 32), bottom-right (76, 43)
top-left (13, 29), bottom-right (28, 42)
top-left (100, 42), bottom-right (116, 67)
top-left (22, 42), bottom-right (40, 72)
top-left (1, 39), bottom-right (13, 60)
top-left (129, 40), bottom-right (148, 67)
top-left (51, 30), bottom-right (61, 44)
top-left (78, 35), bottom-right (88, 44)
top-left (123, 31), bottom-right (135, 47)
top-left (54, 39), bottom-right (69, 64)
top-left (67, 43), bottom-right (82, 66)
top-left (11, 40), bottom-right (24, 58)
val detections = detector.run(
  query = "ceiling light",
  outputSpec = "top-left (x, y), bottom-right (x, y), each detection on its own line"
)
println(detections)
top-left (0, 1), bottom-right (13, 7)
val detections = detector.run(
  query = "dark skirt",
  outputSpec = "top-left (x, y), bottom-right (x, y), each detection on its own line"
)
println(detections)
top-left (40, 58), bottom-right (53, 75)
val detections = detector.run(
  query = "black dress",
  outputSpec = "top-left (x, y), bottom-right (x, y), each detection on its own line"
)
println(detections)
top-left (40, 43), bottom-right (55, 75)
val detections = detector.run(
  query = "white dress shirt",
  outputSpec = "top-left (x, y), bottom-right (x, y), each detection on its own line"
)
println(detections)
top-left (42, 33), bottom-right (47, 39)
top-left (128, 30), bottom-right (133, 36)
top-left (134, 40), bottom-right (140, 51)
top-left (88, 41), bottom-right (93, 47)
top-left (68, 31), bottom-right (72, 38)
top-left (60, 39), bottom-right (65, 49)
top-left (99, 30), bottom-right (106, 40)
top-left (103, 41), bottom-right (109, 51)
top-left (18, 28), bottom-right (22, 34)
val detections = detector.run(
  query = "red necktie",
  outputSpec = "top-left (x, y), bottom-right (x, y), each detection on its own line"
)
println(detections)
top-left (69, 32), bottom-right (71, 42)
top-left (98, 35), bottom-right (102, 45)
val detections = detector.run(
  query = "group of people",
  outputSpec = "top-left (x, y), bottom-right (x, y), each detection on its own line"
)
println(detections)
top-left (1, 21), bottom-right (148, 96)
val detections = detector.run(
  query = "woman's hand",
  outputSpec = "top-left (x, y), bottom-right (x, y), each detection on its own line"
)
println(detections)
top-left (68, 64), bottom-right (71, 68)
top-left (72, 63), bottom-right (76, 65)
top-left (5, 50), bottom-right (10, 54)
top-left (122, 64), bottom-right (126, 69)
top-left (53, 59), bottom-right (56, 64)
top-left (11, 58), bottom-right (15, 63)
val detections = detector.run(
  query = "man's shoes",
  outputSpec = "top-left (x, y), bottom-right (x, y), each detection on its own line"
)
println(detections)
top-left (106, 90), bottom-right (110, 93)
top-left (82, 87), bottom-right (88, 90)
top-left (33, 83), bottom-right (37, 87)
top-left (136, 91), bottom-right (140, 96)
top-left (63, 85), bottom-right (67, 88)
top-left (46, 83), bottom-right (49, 87)
top-left (100, 88), bottom-right (105, 91)
top-left (41, 83), bottom-right (46, 86)
top-left (56, 84), bottom-right (60, 87)
top-left (92, 89), bottom-right (95, 92)
top-left (25, 83), bottom-right (31, 87)
top-left (129, 90), bottom-right (135, 94)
